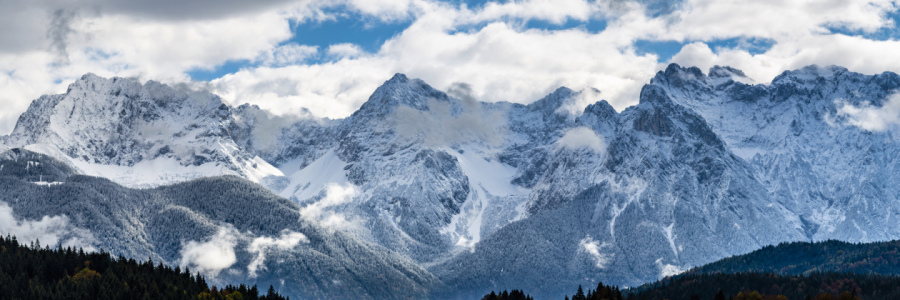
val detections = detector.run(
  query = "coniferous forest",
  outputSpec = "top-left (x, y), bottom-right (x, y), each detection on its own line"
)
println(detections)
top-left (481, 239), bottom-right (900, 300)
top-left (0, 235), bottom-right (287, 300)
top-left (688, 240), bottom-right (900, 276)
top-left (624, 272), bottom-right (900, 300)
top-left (483, 272), bottom-right (900, 300)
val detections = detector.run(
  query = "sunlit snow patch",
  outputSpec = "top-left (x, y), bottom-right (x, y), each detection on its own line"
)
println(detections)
top-left (22, 143), bottom-right (283, 189)
top-left (443, 145), bottom-right (530, 249)
top-left (278, 149), bottom-right (349, 201)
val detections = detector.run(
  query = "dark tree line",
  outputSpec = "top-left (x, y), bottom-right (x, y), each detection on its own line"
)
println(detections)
top-left (0, 149), bottom-right (439, 300)
top-left (481, 281), bottom-right (621, 300)
top-left (481, 289), bottom-right (534, 300)
top-left (625, 272), bottom-right (899, 300)
top-left (0, 235), bottom-right (287, 300)
top-left (564, 281), bottom-right (624, 300)
top-left (482, 272), bottom-right (900, 300)
top-left (688, 240), bottom-right (900, 276)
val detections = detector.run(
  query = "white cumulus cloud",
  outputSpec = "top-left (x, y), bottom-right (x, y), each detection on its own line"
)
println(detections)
top-left (3, 0), bottom-right (900, 138)
top-left (257, 43), bottom-right (319, 67)
top-left (326, 43), bottom-right (366, 59)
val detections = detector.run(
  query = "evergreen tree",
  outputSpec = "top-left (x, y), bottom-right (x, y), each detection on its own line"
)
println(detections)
top-left (574, 285), bottom-right (586, 300)
top-left (714, 289), bottom-right (726, 300)
top-left (0, 235), bottom-right (287, 300)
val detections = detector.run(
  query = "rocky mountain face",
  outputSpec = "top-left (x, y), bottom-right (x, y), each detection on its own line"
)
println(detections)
top-left (0, 149), bottom-right (438, 300)
top-left (2, 65), bottom-right (899, 299)
top-left (431, 79), bottom-right (807, 299)
top-left (653, 64), bottom-right (900, 242)
top-left (1, 74), bottom-right (287, 188)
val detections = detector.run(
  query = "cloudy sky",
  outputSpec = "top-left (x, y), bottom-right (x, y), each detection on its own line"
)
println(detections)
top-left (1, 0), bottom-right (899, 134)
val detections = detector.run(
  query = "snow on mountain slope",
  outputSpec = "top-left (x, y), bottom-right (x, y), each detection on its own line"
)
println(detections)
top-left (273, 74), bottom-right (509, 262)
top-left (278, 149), bottom-right (349, 201)
top-left (231, 103), bottom-right (339, 175)
top-left (431, 81), bottom-right (807, 299)
top-left (0, 149), bottom-right (439, 300)
top-left (441, 145), bottom-right (530, 249)
top-left (262, 74), bottom-right (538, 262)
top-left (1, 74), bottom-right (286, 188)
top-left (7, 67), bottom-right (900, 299)
top-left (652, 64), bottom-right (900, 242)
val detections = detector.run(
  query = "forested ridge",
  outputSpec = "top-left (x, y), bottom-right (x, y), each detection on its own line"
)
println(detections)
top-left (484, 272), bottom-right (900, 300)
top-left (483, 239), bottom-right (900, 300)
top-left (687, 240), bottom-right (900, 276)
top-left (0, 235), bottom-right (287, 300)
top-left (0, 148), bottom-right (438, 299)
top-left (626, 272), bottom-right (900, 300)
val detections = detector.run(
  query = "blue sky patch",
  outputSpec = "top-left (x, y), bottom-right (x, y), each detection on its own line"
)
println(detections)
top-left (185, 0), bottom-right (766, 81)
top-left (707, 37), bottom-right (775, 55)
top-left (287, 13), bottom-right (412, 54)
top-left (188, 10), bottom-right (411, 81)
top-left (634, 39), bottom-right (686, 62)
top-left (524, 18), bottom-right (608, 33)
top-left (640, 0), bottom-right (684, 18)
top-left (634, 36), bottom-right (775, 63)
top-left (826, 9), bottom-right (900, 41)
top-left (188, 60), bottom-right (251, 82)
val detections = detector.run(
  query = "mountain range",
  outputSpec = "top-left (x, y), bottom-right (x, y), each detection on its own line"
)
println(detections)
top-left (1, 63), bottom-right (899, 299)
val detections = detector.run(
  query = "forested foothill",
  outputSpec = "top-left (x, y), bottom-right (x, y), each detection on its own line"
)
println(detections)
top-left (0, 235), bottom-right (287, 300)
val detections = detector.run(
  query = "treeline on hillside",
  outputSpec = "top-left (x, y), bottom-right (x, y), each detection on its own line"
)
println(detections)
top-left (688, 240), bottom-right (900, 276)
top-left (481, 282), bottom-right (620, 300)
top-left (626, 272), bottom-right (900, 300)
top-left (484, 272), bottom-right (900, 300)
top-left (481, 289), bottom-right (535, 300)
top-left (0, 235), bottom-right (287, 300)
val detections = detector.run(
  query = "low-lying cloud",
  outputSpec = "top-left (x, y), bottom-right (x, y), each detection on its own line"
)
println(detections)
top-left (655, 258), bottom-right (686, 278)
top-left (556, 88), bottom-right (603, 116)
top-left (556, 126), bottom-right (606, 154)
top-left (234, 106), bottom-right (308, 152)
top-left (835, 94), bottom-right (900, 132)
top-left (179, 227), bottom-right (238, 276)
top-left (393, 83), bottom-right (505, 147)
top-left (0, 201), bottom-right (96, 251)
top-left (578, 236), bottom-right (612, 269)
top-left (300, 183), bottom-right (359, 229)
top-left (247, 230), bottom-right (308, 278)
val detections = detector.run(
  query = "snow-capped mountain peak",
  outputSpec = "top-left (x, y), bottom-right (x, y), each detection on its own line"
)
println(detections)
top-left (351, 73), bottom-right (457, 121)
top-left (3, 74), bottom-right (282, 188)
top-left (8, 66), bottom-right (900, 299)
top-left (526, 86), bottom-right (576, 111)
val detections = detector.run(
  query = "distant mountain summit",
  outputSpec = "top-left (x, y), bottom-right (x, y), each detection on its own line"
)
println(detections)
top-left (2, 74), bottom-right (283, 188)
top-left (3, 64), bottom-right (900, 299)
top-left (654, 63), bottom-right (900, 241)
